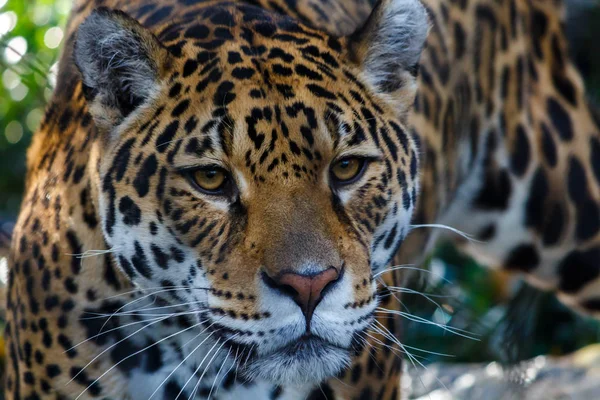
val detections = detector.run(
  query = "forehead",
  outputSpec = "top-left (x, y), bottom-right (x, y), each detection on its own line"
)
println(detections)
top-left (148, 4), bottom-right (397, 172)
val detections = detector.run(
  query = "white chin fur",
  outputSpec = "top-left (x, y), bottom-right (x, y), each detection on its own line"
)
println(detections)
top-left (242, 342), bottom-right (351, 385)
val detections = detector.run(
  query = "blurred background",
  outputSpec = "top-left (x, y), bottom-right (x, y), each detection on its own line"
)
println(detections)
top-left (0, 0), bottom-right (599, 397)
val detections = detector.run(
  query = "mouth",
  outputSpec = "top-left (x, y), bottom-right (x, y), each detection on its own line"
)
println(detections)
top-left (232, 334), bottom-right (353, 385)
top-left (272, 333), bottom-right (350, 355)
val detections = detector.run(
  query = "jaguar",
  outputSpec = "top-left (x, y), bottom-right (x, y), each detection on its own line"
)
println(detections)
top-left (4, 0), bottom-right (600, 398)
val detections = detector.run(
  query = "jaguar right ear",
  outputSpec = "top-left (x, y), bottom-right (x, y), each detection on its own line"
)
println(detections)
top-left (74, 7), bottom-right (171, 133)
top-left (348, 0), bottom-right (429, 117)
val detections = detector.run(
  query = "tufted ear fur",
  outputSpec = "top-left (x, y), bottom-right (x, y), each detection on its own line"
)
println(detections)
top-left (349, 0), bottom-right (429, 115)
top-left (74, 8), bottom-right (171, 132)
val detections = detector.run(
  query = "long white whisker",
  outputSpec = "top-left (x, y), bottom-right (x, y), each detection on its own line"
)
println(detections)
top-left (71, 315), bottom-right (170, 385)
top-left (74, 321), bottom-right (204, 400)
top-left (207, 347), bottom-right (232, 400)
top-left (188, 335), bottom-right (237, 400)
top-left (98, 285), bottom-right (211, 302)
top-left (372, 321), bottom-right (452, 393)
top-left (376, 307), bottom-right (478, 340)
top-left (67, 314), bottom-right (166, 352)
top-left (178, 338), bottom-right (223, 400)
top-left (81, 308), bottom-right (210, 320)
top-left (409, 223), bottom-right (484, 243)
top-left (148, 324), bottom-right (222, 400)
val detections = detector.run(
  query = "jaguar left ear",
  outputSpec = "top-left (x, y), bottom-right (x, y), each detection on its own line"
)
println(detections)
top-left (74, 8), bottom-right (171, 133)
top-left (348, 0), bottom-right (429, 115)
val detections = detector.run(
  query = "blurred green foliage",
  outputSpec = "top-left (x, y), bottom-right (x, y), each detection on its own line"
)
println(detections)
top-left (0, 0), bottom-right (599, 376)
top-left (0, 0), bottom-right (70, 218)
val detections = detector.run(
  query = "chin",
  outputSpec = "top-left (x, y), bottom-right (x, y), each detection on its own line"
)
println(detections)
top-left (242, 336), bottom-right (352, 385)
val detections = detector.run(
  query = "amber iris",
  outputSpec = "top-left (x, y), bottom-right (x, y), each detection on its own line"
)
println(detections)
top-left (331, 158), bottom-right (364, 183)
top-left (192, 168), bottom-right (227, 192)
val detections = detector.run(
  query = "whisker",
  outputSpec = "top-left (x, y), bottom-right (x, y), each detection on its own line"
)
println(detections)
top-left (372, 321), bottom-right (455, 358)
top-left (375, 307), bottom-right (478, 340)
top-left (385, 286), bottom-right (456, 298)
top-left (71, 315), bottom-right (170, 386)
top-left (207, 347), bottom-right (233, 400)
top-left (96, 286), bottom-right (205, 333)
top-left (178, 338), bottom-right (223, 400)
top-left (374, 265), bottom-right (454, 285)
top-left (147, 322), bottom-right (223, 400)
top-left (189, 335), bottom-right (237, 400)
top-left (409, 223), bottom-right (484, 243)
top-left (383, 283), bottom-right (452, 323)
top-left (98, 285), bottom-right (211, 302)
top-left (73, 320), bottom-right (204, 400)
top-left (372, 321), bottom-right (452, 394)
top-left (81, 308), bottom-right (209, 320)
top-left (67, 314), bottom-right (168, 352)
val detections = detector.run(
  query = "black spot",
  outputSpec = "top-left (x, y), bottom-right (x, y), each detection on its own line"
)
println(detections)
top-left (542, 203), bottom-right (564, 246)
top-left (133, 154), bottom-right (158, 198)
top-left (232, 67), bottom-right (255, 80)
top-left (131, 241), bottom-right (152, 278)
top-left (510, 125), bottom-right (530, 177)
top-left (151, 244), bottom-right (170, 269)
top-left (454, 23), bottom-right (466, 59)
top-left (164, 379), bottom-right (184, 399)
top-left (213, 81), bottom-right (236, 105)
top-left (118, 255), bottom-right (136, 278)
top-left (119, 196), bottom-right (142, 226)
top-left (306, 84), bottom-right (336, 100)
top-left (155, 121), bottom-right (179, 153)
top-left (227, 51), bottom-right (243, 64)
top-left (182, 59), bottom-right (198, 77)
top-left (144, 340), bottom-right (163, 373)
top-left (172, 99), bottom-right (190, 117)
top-left (524, 168), bottom-right (548, 232)
top-left (184, 24), bottom-right (209, 39)
top-left (591, 136), bottom-right (600, 185)
top-left (558, 248), bottom-right (600, 293)
top-left (576, 200), bottom-right (599, 242)
top-left (169, 83), bottom-right (182, 98)
top-left (540, 123), bottom-right (557, 167)
top-left (552, 71), bottom-right (577, 106)
top-left (567, 157), bottom-right (589, 203)
top-left (547, 98), bottom-right (573, 141)
top-left (505, 244), bottom-right (539, 272)
top-left (307, 384), bottom-right (334, 400)
top-left (46, 364), bottom-right (61, 378)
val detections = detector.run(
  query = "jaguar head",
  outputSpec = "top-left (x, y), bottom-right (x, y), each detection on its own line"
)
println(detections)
top-left (74, 0), bottom-right (428, 385)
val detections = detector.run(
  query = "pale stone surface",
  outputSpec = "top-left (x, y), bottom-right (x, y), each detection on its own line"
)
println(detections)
top-left (404, 344), bottom-right (600, 399)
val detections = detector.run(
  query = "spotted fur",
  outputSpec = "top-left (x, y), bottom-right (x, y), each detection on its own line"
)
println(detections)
top-left (5, 0), bottom-right (600, 399)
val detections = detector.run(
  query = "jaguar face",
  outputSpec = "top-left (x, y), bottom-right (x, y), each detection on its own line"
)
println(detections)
top-left (74, 0), bottom-right (428, 385)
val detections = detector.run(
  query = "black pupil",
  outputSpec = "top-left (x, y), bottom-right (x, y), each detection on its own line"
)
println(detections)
top-left (205, 170), bottom-right (218, 179)
top-left (340, 160), bottom-right (351, 169)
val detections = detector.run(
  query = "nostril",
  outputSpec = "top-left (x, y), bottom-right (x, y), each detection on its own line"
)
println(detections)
top-left (262, 266), bottom-right (344, 326)
top-left (261, 271), bottom-right (300, 297)
top-left (278, 283), bottom-right (299, 299)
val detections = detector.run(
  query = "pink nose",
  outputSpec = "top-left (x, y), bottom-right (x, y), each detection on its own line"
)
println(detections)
top-left (264, 267), bottom-right (342, 327)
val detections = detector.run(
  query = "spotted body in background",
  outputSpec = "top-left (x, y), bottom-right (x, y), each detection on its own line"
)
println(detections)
top-left (4, 0), bottom-right (600, 399)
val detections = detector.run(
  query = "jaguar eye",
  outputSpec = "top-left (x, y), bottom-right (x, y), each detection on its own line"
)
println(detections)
top-left (330, 157), bottom-right (366, 185)
top-left (190, 167), bottom-right (228, 193)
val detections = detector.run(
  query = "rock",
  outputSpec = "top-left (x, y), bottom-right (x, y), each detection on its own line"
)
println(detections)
top-left (403, 344), bottom-right (600, 399)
